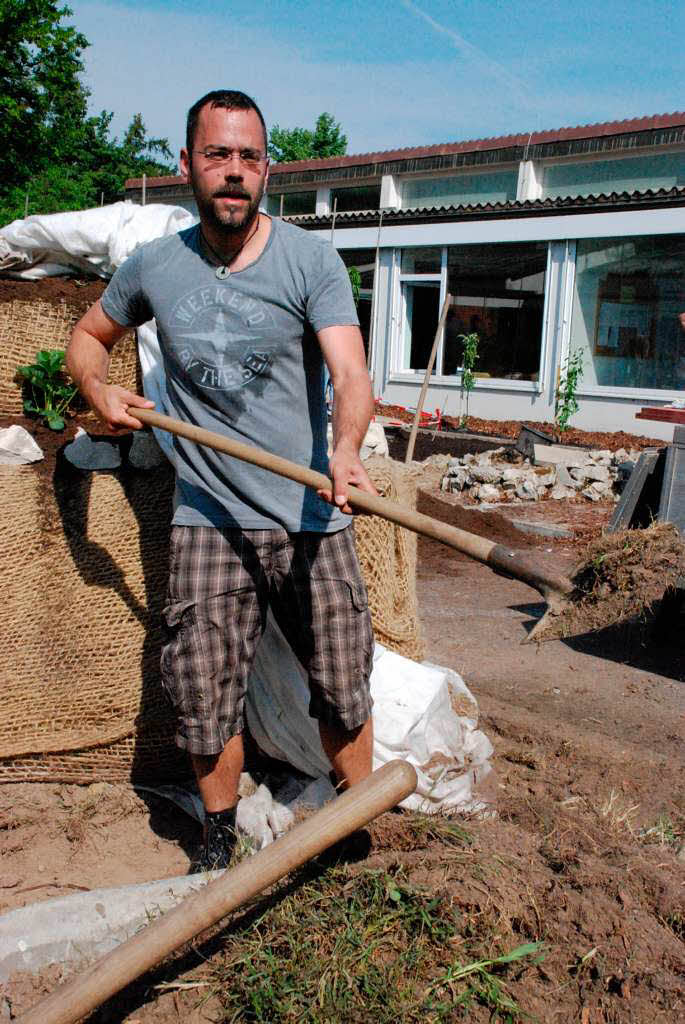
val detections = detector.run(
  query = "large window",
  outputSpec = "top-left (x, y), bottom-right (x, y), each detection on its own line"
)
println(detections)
top-left (330, 184), bottom-right (381, 212)
top-left (542, 153), bottom-right (685, 200)
top-left (570, 234), bottom-right (685, 391)
top-left (266, 190), bottom-right (316, 216)
top-left (401, 170), bottom-right (518, 209)
top-left (396, 243), bottom-right (547, 382)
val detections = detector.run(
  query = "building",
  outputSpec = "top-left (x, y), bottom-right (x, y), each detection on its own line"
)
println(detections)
top-left (126, 113), bottom-right (685, 440)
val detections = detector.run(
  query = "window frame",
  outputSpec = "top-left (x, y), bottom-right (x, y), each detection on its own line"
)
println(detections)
top-left (389, 242), bottom-right (550, 393)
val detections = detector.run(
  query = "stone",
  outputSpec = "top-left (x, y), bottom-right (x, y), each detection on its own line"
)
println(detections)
top-left (0, 425), bottom-right (44, 465)
top-left (569, 466), bottom-right (589, 482)
top-left (532, 467), bottom-right (557, 486)
top-left (128, 430), bottom-right (167, 468)
top-left (475, 483), bottom-right (501, 502)
top-left (64, 428), bottom-right (122, 470)
top-left (511, 519), bottom-right (573, 539)
top-left (515, 479), bottom-right (540, 501)
top-left (556, 464), bottom-right (575, 487)
top-left (533, 443), bottom-right (583, 468)
top-left (471, 464), bottom-right (502, 484)
top-left (550, 484), bottom-right (577, 500)
top-left (447, 468), bottom-right (470, 491)
top-left (582, 481), bottom-right (612, 501)
top-left (582, 464), bottom-right (611, 483)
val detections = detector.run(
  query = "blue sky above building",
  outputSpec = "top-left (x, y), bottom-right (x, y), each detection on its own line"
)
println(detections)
top-left (70, 0), bottom-right (685, 163)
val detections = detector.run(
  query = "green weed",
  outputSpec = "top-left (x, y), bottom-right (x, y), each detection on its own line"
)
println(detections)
top-left (209, 866), bottom-right (543, 1023)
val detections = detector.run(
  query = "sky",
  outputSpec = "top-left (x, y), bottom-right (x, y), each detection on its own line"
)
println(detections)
top-left (69, 0), bottom-right (685, 166)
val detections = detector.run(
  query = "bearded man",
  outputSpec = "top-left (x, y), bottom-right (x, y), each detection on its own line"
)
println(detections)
top-left (67, 90), bottom-right (376, 870)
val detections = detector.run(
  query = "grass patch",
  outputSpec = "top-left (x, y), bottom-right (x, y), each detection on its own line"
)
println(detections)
top-left (207, 865), bottom-right (543, 1023)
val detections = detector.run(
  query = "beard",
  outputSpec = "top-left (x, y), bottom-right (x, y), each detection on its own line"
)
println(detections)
top-left (192, 173), bottom-right (265, 236)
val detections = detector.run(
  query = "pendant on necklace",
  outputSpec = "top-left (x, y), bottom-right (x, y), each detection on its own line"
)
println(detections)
top-left (215, 265), bottom-right (231, 281)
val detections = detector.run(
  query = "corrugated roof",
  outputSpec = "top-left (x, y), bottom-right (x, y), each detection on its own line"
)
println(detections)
top-left (280, 185), bottom-right (685, 227)
top-left (126, 111), bottom-right (685, 189)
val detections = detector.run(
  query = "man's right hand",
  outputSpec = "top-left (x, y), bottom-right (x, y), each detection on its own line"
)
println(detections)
top-left (85, 381), bottom-right (155, 434)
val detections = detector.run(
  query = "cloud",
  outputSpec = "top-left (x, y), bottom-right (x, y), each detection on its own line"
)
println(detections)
top-left (398, 0), bottom-right (534, 114)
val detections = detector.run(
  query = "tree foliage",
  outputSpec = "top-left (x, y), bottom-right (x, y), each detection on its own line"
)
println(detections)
top-left (268, 112), bottom-right (347, 164)
top-left (0, 0), bottom-right (176, 225)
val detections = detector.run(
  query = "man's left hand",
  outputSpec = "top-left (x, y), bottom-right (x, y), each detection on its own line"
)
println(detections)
top-left (318, 444), bottom-right (378, 513)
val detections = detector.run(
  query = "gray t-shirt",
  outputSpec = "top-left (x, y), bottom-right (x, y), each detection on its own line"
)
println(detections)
top-left (101, 218), bottom-right (359, 531)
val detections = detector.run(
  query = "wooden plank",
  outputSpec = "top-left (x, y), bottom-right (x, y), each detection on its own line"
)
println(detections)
top-left (658, 426), bottom-right (685, 536)
top-left (607, 448), bottom-right (663, 533)
top-left (635, 407), bottom-right (685, 424)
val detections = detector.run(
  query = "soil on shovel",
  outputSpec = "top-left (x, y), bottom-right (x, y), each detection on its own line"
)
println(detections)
top-left (1, 414), bottom-right (683, 1023)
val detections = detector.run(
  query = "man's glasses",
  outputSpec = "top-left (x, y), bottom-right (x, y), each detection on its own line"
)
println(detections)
top-left (194, 147), bottom-right (266, 168)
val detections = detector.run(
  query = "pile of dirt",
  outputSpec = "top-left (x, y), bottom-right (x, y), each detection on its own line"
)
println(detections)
top-left (537, 521), bottom-right (685, 641)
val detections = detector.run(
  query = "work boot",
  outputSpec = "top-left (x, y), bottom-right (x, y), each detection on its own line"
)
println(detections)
top-left (191, 806), bottom-right (237, 872)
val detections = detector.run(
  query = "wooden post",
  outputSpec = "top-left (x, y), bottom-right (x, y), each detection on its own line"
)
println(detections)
top-left (330, 195), bottom-right (338, 246)
top-left (405, 293), bottom-right (451, 464)
top-left (366, 209), bottom-right (384, 371)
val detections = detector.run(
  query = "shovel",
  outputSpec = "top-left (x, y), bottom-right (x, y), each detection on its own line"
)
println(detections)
top-left (128, 407), bottom-right (576, 637)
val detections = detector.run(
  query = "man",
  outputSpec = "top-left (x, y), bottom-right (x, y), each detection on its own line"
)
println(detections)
top-left (67, 90), bottom-right (376, 870)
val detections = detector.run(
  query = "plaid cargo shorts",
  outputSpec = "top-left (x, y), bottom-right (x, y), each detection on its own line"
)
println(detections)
top-left (161, 524), bottom-right (374, 756)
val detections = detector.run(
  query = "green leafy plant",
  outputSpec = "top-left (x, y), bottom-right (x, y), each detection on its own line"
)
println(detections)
top-left (16, 349), bottom-right (78, 430)
top-left (555, 349), bottom-right (584, 433)
top-left (347, 266), bottom-right (361, 306)
top-left (458, 332), bottom-right (480, 428)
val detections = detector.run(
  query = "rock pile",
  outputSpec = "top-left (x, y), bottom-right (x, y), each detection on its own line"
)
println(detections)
top-left (441, 446), bottom-right (640, 504)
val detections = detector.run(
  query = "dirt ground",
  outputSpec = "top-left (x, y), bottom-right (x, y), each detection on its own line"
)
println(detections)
top-left (1, 420), bottom-right (683, 1022)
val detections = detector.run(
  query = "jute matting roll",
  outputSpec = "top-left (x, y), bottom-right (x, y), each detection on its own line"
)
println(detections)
top-left (354, 455), bottom-right (423, 662)
top-left (0, 289), bottom-right (421, 782)
top-left (0, 452), bottom-right (422, 784)
top-left (0, 461), bottom-right (185, 783)
top-left (0, 298), bottom-right (138, 416)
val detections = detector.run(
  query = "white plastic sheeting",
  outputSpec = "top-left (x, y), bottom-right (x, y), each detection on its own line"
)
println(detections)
top-left (0, 202), bottom-right (195, 279)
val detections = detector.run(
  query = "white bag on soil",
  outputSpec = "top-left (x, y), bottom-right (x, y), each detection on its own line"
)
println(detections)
top-left (246, 615), bottom-right (494, 827)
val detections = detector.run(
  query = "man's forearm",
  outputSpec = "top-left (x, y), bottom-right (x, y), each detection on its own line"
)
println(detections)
top-left (66, 325), bottom-right (112, 407)
top-left (331, 368), bottom-right (374, 455)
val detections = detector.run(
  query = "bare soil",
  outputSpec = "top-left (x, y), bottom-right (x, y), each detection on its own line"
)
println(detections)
top-left (0, 276), bottom-right (106, 311)
top-left (1, 420), bottom-right (683, 1023)
top-left (378, 402), bottom-right (665, 453)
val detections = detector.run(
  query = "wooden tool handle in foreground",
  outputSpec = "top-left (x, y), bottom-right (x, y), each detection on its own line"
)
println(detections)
top-left (18, 761), bottom-right (417, 1024)
top-left (130, 406), bottom-right (575, 605)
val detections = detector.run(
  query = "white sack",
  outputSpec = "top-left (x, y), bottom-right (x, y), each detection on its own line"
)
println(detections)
top-left (246, 615), bottom-right (494, 820)
top-left (0, 202), bottom-right (195, 279)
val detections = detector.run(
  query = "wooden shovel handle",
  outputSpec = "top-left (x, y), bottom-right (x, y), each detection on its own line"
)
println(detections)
top-left (129, 407), bottom-right (575, 602)
top-left (18, 761), bottom-right (417, 1024)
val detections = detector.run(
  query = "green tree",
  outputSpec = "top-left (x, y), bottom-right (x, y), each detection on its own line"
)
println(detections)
top-left (0, 1), bottom-right (176, 224)
top-left (268, 112), bottom-right (347, 163)
top-left (0, 0), bottom-right (89, 193)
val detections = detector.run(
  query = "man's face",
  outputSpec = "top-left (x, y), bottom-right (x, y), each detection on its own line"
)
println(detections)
top-left (181, 105), bottom-right (269, 234)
